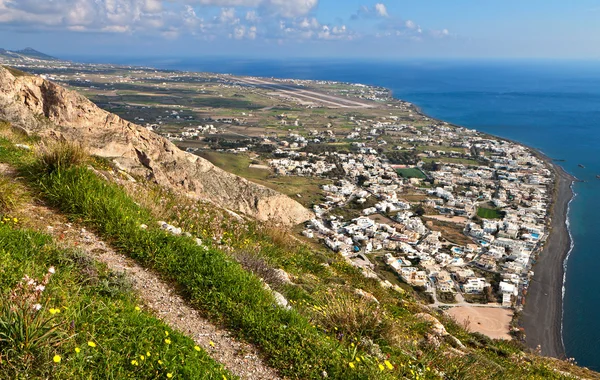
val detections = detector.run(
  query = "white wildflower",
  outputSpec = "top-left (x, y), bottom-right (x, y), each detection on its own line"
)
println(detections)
top-left (32, 303), bottom-right (42, 311)
top-left (35, 285), bottom-right (45, 292)
top-left (48, 267), bottom-right (56, 274)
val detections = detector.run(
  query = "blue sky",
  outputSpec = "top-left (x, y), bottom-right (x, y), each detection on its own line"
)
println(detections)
top-left (0, 0), bottom-right (599, 59)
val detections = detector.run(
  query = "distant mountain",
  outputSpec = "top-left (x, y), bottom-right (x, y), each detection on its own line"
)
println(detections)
top-left (0, 47), bottom-right (57, 61)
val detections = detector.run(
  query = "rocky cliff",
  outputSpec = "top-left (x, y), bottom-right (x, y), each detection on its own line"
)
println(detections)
top-left (0, 66), bottom-right (313, 226)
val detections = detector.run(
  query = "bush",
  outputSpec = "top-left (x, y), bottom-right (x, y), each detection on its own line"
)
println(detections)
top-left (35, 141), bottom-right (88, 174)
top-left (311, 290), bottom-right (386, 341)
top-left (0, 177), bottom-right (21, 214)
top-left (0, 267), bottom-right (66, 371)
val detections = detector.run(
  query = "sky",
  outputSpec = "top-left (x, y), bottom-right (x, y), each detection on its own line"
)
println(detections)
top-left (0, 0), bottom-right (599, 59)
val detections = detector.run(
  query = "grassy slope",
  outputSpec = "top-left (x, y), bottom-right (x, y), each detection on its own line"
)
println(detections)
top-left (0, 220), bottom-right (230, 379)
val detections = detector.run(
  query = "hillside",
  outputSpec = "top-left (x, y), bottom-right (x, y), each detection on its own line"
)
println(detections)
top-left (0, 66), bottom-right (312, 226)
top-left (0, 65), bottom-right (598, 379)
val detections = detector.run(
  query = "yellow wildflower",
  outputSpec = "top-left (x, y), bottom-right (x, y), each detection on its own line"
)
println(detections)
top-left (131, 360), bottom-right (139, 366)
top-left (348, 362), bottom-right (355, 369)
top-left (140, 355), bottom-right (145, 361)
top-left (135, 306), bottom-right (141, 311)
top-left (49, 308), bottom-right (60, 315)
top-left (88, 341), bottom-right (96, 348)
top-left (165, 338), bottom-right (171, 345)
top-left (167, 373), bottom-right (173, 378)
top-left (53, 355), bottom-right (61, 363)
top-left (75, 347), bottom-right (81, 354)
top-left (355, 357), bottom-right (361, 363)
top-left (379, 364), bottom-right (385, 371)
top-left (194, 346), bottom-right (201, 352)
top-left (165, 331), bottom-right (169, 337)
top-left (209, 341), bottom-right (215, 347)
top-left (146, 351), bottom-right (151, 357)
top-left (384, 360), bottom-right (393, 370)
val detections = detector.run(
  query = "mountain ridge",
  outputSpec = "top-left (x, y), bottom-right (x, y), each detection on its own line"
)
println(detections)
top-left (0, 48), bottom-right (57, 61)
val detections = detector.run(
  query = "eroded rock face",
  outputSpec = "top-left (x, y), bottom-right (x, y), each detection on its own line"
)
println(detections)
top-left (0, 67), bottom-right (313, 226)
top-left (415, 313), bottom-right (449, 337)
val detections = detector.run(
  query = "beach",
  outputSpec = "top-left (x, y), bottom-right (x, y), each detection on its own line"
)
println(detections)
top-left (521, 164), bottom-right (574, 358)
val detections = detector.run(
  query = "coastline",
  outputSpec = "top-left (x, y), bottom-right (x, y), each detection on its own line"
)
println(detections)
top-left (407, 101), bottom-right (574, 357)
top-left (520, 161), bottom-right (574, 358)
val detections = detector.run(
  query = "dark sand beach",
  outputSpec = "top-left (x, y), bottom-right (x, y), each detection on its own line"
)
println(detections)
top-left (521, 164), bottom-right (574, 358)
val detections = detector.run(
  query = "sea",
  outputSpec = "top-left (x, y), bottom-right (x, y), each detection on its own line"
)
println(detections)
top-left (71, 56), bottom-right (600, 370)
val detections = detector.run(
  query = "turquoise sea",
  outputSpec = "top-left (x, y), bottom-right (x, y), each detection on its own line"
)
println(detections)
top-left (73, 56), bottom-right (600, 370)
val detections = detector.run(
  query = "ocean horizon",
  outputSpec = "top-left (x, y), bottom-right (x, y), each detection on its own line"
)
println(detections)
top-left (69, 56), bottom-right (600, 370)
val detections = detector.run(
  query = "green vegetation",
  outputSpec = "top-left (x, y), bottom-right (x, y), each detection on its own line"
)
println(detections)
top-left (0, 219), bottom-right (230, 379)
top-left (477, 207), bottom-right (505, 220)
top-left (396, 167), bottom-right (426, 179)
top-left (21, 163), bottom-right (386, 378)
top-left (199, 151), bottom-right (327, 207)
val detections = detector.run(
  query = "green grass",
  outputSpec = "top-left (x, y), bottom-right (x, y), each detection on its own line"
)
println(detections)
top-left (477, 207), bottom-right (504, 220)
top-left (199, 151), bottom-right (327, 207)
top-left (24, 165), bottom-right (388, 379)
top-left (396, 168), bottom-right (426, 179)
top-left (0, 224), bottom-right (231, 379)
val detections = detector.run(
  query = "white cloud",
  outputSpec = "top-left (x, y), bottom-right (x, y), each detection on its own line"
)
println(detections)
top-left (219, 8), bottom-right (237, 23)
top-left (0, 0), bottom-right (164, 32)
top-left (191, 0), bottom-right (317, 18)
top-left (374, 3), bottom-right (388, 17)
top-left (245, 10), bottom-right (259, 22)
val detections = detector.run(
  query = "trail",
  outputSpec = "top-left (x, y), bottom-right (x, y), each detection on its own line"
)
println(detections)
top-left (1, 163), bottom-right (281, 380)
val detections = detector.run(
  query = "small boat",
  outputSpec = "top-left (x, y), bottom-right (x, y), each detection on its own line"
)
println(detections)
top-left (578, 164), bottom-right (585, 168)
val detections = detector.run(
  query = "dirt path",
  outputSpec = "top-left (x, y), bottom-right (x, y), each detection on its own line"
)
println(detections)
top-left (2, 164), bottom-right (281, 380)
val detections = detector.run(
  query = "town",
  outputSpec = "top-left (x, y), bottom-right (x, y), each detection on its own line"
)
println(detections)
top-left (266, 120), bottom-right (552, 311)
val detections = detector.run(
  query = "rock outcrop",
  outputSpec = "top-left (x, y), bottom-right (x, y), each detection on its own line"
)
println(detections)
top-left (0, 66), bottom-right (313, 226)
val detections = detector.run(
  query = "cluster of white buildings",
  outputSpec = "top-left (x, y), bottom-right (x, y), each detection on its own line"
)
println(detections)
top-left (275, 121), bottom-right (553, 309)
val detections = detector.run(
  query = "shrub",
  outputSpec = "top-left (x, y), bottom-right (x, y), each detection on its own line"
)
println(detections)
top-left (232, 249), bottom-right (285, 288)
top-left (312, 289), bottom-right (386, 341)
top-left (35, 141), bottom-right (88, 174)
top-left (0, 267), bottom-right (66, 370)
top-left (0, 177), bottom-right (20, 215)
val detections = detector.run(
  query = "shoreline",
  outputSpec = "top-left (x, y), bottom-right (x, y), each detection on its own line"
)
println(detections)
top-left (407, 101), bottom-right (574, 357)
top-left (520, 161), bottom-right (574, 358)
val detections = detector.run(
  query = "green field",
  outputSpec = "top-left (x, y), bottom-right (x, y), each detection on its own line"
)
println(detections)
top-left (477, 207), bottom-right (504, 219)
top-left (396, 167), bottom-right (426, 179)
top-left (198, 151), bottom-right (327, 207)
